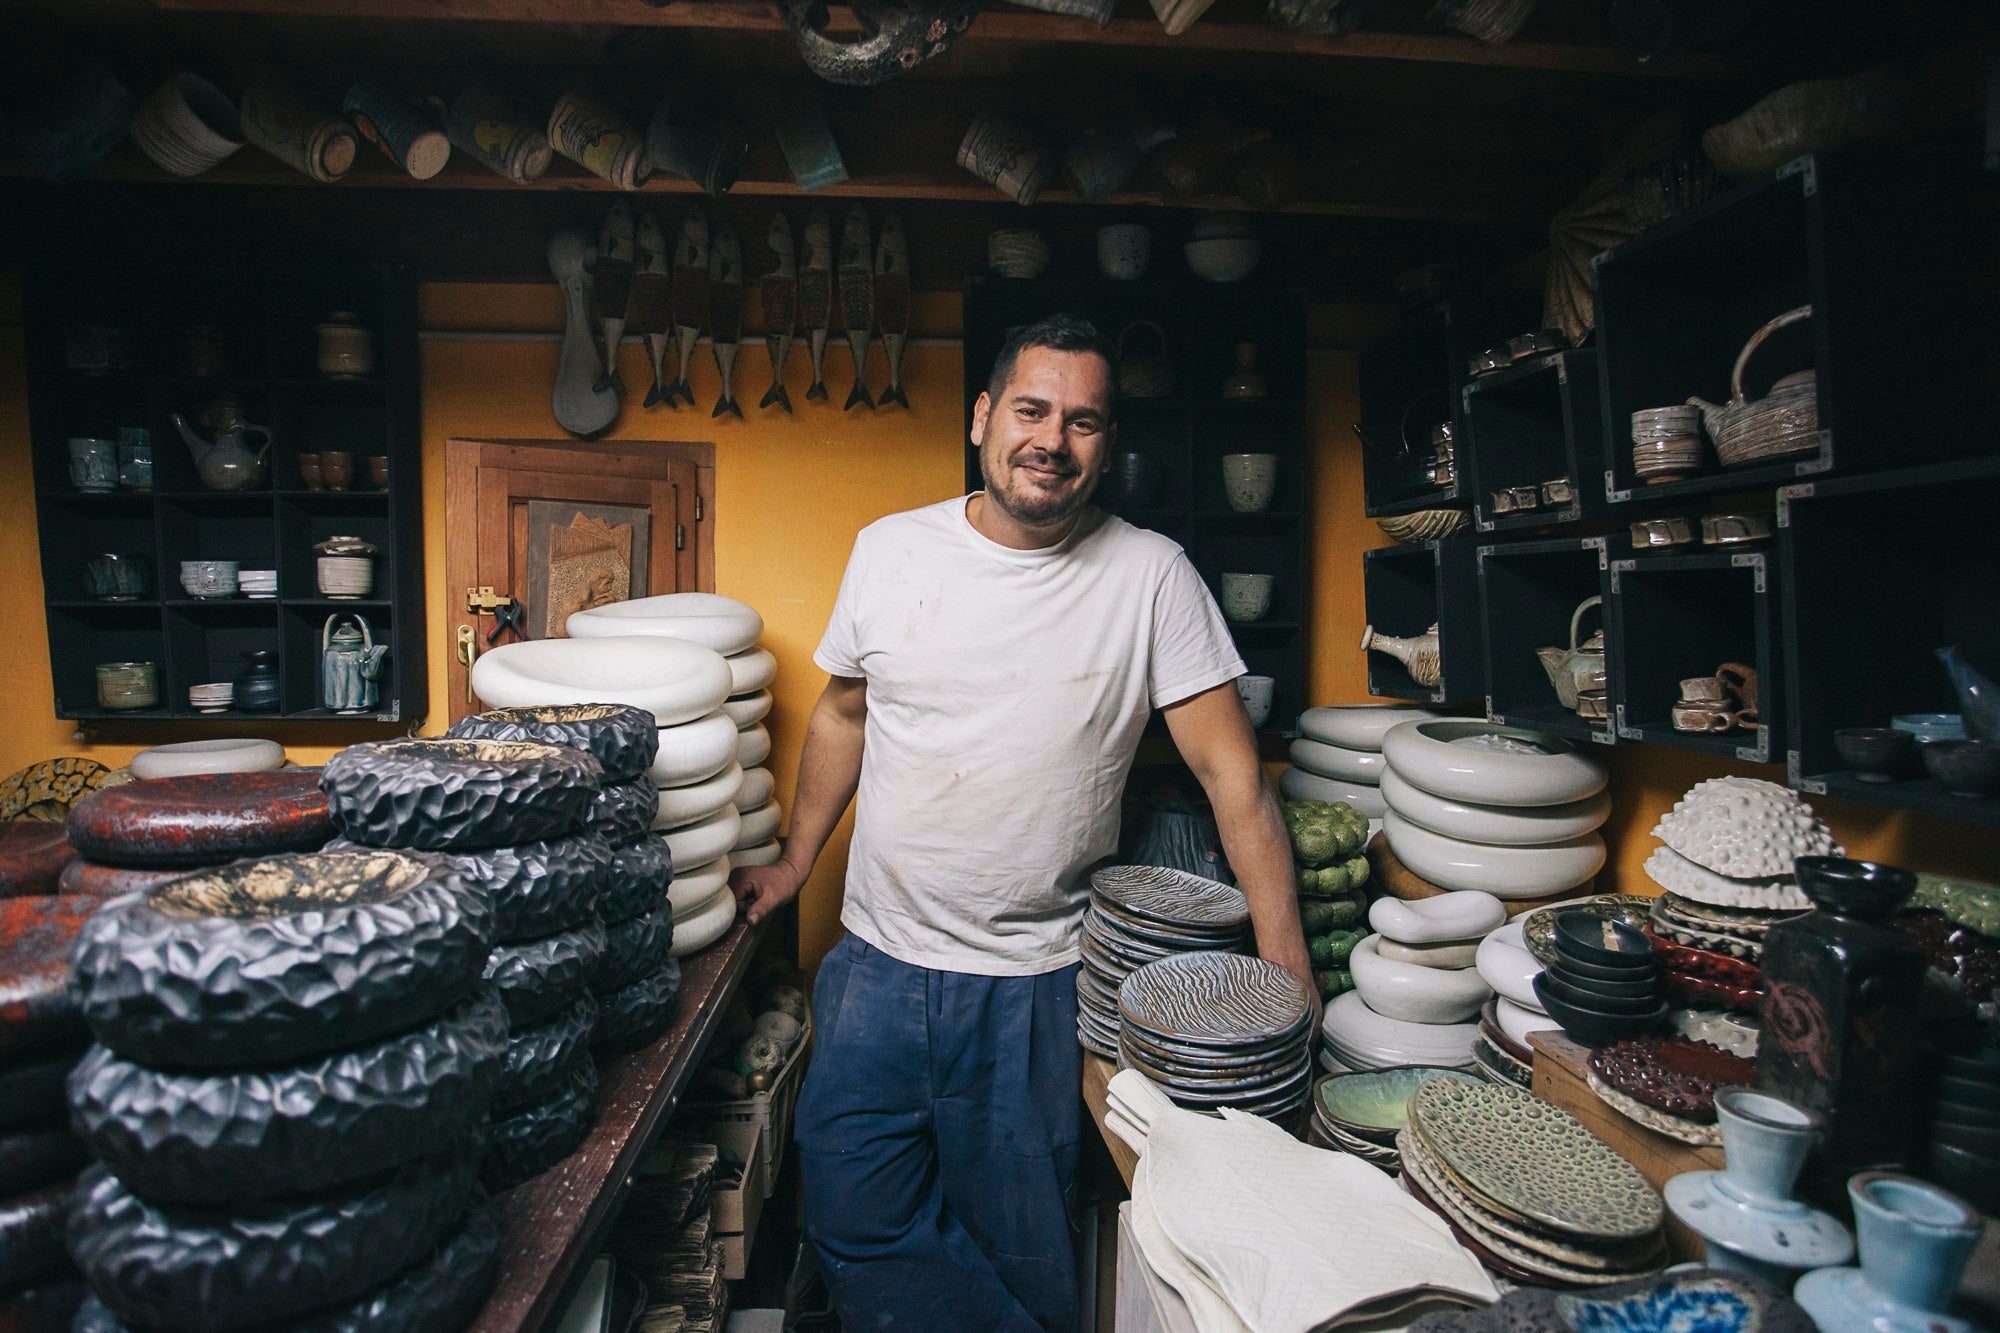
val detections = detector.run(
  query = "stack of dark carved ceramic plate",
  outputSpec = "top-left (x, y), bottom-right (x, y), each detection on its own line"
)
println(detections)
top-left (1398, 1079), bottom-right (1669, 1289)
top-left (1076, 866), bottom-right (1251, 1059)
top-left (1585, 1036), bottom-right (1753, 1148)
top-left (1116, 950), bottom-right (1314, 1125)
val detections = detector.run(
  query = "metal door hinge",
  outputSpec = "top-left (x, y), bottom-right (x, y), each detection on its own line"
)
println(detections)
top-left (675, 523), bottom-right (686, 551)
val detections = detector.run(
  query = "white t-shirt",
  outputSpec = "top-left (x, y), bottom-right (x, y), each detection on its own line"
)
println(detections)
top-left (814, 496), bottom-right (1246, 976)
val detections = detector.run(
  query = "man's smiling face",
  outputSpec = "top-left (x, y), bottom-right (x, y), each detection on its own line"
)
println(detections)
top-left (970, 346), bottom-right (1117, 529)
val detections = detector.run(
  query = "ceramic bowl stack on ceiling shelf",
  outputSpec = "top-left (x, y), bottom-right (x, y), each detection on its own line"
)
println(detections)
top-left (1306, 1064), bottom-right (1481, 1173)
top-left (1076, 865), bottom-right (1251, 1060)
top-left (1379, 720), bottom-right (1611, 907)
top-left (1279, 704), bottom-right (1443, 834)
top-left (1395, 1078), bottom-right (1671, 1290)
top-left (1116, 950), bottom-right (1314, 1126)
top-left (1320, 893), bottom-right (1500, 1078)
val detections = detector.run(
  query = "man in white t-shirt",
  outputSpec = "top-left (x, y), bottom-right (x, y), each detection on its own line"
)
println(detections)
top-left (731, 315), bottom-right (1312, 1332)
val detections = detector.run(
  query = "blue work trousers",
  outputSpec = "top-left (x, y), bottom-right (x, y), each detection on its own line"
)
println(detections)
top-left (796, 934), bottom-right (1083, 1333)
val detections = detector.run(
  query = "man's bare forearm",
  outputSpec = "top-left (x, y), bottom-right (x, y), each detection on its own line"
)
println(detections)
top-left (1210, 769), bottom-right (1313, 987)
top-left (779, 678), bottom-right (867, 879)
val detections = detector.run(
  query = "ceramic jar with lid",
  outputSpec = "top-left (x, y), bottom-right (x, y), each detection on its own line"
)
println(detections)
top-left (315, 311), bottom-right (375, 378)
top-left (233, 649), bottom-right (281, 714)
top-left (314, 535), bottom-right (377, 599)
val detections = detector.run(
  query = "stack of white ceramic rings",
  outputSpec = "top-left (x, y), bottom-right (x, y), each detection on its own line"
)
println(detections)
top-left (1280, 704), bottom-right (1444, 841)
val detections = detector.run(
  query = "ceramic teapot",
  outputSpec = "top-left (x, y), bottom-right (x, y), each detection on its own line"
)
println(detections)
top-left (1537, 595), bottom-right (1607, 711)
top-left (1687, 304), bottom-right (1818, 467)
top-left (321, 615), bottom-right (387, 713)
top-left (170, 394), bottom-right (272, 491)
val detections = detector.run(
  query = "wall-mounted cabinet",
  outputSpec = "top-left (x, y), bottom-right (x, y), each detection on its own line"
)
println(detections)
top-left (1609, 550), bottom-right (1781, 764)
top-left (22, 262), bottom-right (426, 724)
top-left (1782, 459), bottom-right (2000, 828)
top-left (1362, 538), bottom-right (1483, 705)
top-left (1462, 349), bottom-right (1606, 534)
top-left (1477, 537), bottom-right (1614, 746)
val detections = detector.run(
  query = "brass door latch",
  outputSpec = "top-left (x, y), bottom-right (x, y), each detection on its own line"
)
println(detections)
top-left (466, 587), bottom-right (510, 615)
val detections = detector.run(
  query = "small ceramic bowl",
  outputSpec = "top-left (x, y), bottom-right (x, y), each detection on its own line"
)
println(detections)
top-left (1532, 973), bottom-right (1667, 1047)
top-left (1544, 960), bottom-right (1660, 1001)
top-left (1834, 727), bottom-right (1917, 783)
top-left (1552, 948), bottom-right (1663, 984)
top-left (1184, 238), bottom-right (1260, 283)
top-left (1219, 571), bottom-right (1273, 623)
top-left (1893, 713), bottom-right (1967, 744)
top-left (1538, 969), bottom-right (1661, 1015)
top-left (179, 560), bottom-right (240, 599)
top-left (1922, 740), bottom-right (2000, 799)
top-left (1554, 913), bottom-right (1655, 969)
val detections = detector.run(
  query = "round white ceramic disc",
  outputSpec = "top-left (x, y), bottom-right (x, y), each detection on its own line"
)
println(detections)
top-left (720, 689), bottom-right (772, 729)
top-left (471, 636), bottom-right (730, 726)
top-left (662, 805), bottom-right (742, 873)
top-left (1380, 767), bottom-right (1611, 847)
top-left (733, 799), bottom-right (781, 850)
top-left (1298, 704), bottom-right (1442, 752)
top-left (130, 738), bottom-right (284, 780)
top-left (1381, 719), bottom-right (1607, 808)
top-left (1320, 990), bottom-right (1476, 1070)
top-left (726, 646), bottom-right (777, 695)
top-left (668, 854), bottom-right (732, 916)
top-left (649, 711), bottom-right (739, 787)
top-left (732, 839), bottom-right (782, 868)
top-left (734, 766), bottom-right (775, 812)
top-left (670, 881), bottom-right (739, 958)
top-left (1277, 767), bottom-right (1385, 818)
top-left (566, 592), bottom-right (764, 656)
top-left (736, 724), bottom-right (771, 769)
top-left (1348, 935), bottom-right (1492, 1025)
top-left (1289, 737), bottom-right (1386, 785)
top-left (1384, 809), bottom-right (1605, 900)
top-left (653, 761), bottom-right (744, 831)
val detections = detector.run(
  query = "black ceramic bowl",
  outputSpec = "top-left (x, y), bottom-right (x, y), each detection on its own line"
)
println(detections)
top-left (1545, 961), bottom-right (1661, 1001)
top-left (1554, 913), bottom-right (1655, 969)
top-left (1834, 727), bottom-right (1917, 783)
top-left (1550, 950), bottom-right (1664, 984)
top-left (1934, 1120), bottom-right (2000, 1159)
top-left (1539, 968), bottom-right (1662, 1015)
top-left (1937, 1100), bottom-right (2000, 1130)
top-left (1532, 973), bottom-right (1667, 1047)
top-left (1922, 739), bottom-right (2000, 799)
top-left (1923, 1141), bottom-right (2000, 1215)
top-left (1940, 1069), bottom-right (2000, 1103)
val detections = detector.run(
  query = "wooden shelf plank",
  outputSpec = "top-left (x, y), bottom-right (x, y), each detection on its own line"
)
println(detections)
top-left (1082, 1054), bottom-right (1139, 1192)
top-left (468, 917), bottom-right (763, 1333)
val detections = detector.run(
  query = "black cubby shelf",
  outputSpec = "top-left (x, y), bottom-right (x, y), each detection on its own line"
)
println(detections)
top-left (1477, 536), bottom-right (1615, 746)
top-left (1362, 538), bottom-right (1483, 705)
top-left (962, 275), bottom-right (1309, 738)
top-left (1463, 349), bottom-right (1606, 534)
top-left (1594, 151), bottom-right (1987, 507)
top-left (1608, 549), bottom-right (1781, 764)
top-left (22, 261), bottom-right (426, 726)
top-left (1781, 457), bottom-right (2000, 828)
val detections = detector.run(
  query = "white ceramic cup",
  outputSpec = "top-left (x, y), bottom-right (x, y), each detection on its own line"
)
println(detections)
top-left (1220, 452), bottom-right (1278, 513)
top-left (1096, 224), bottom-right (1151, 280)
top-left (1219, 572), bottom-right (1273, 623)
top-left (1235, 674), bottom-right (1275, 729)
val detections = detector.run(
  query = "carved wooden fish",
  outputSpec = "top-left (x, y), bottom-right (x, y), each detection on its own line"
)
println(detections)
top-left (874, 208), bottom-right (910, 411)
top-left (837, 203), bottom-right (873, 410)
top-left (667, 206), bottom-right (710, 408)
top-left (760, 212), bottom-right (798, 413)
top-left (592, 198), bottom-right (634, 394)
top-left (799, 206), bottom-right (833, 403)
top-left (709, 222), bottom-right (743, 419)
top-left (632, 209), bottom-right (673, 408)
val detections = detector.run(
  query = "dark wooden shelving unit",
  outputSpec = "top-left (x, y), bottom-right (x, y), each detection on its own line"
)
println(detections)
top-left (1608, 548), bottom-right (1781, 764)
top-left (1362, 537), bottom-right (1483, 705)
top-left (21, 261), bottom-right (426, 724)
top-left (1781, 458), bottom-right (2000, 828)
top-left (1462, 349), bottom-right (1605, 534)
top-left (1476, 536), bottom-right (1615, 746)
top-left (962, 275), bottom-right (1309, 736)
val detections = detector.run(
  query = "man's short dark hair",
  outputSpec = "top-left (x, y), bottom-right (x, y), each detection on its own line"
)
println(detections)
top-left (986, 314), bottom-right (1118, 418)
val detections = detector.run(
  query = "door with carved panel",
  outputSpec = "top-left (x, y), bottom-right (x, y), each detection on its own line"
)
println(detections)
top-left (444, 439), bottom-right (713, 723)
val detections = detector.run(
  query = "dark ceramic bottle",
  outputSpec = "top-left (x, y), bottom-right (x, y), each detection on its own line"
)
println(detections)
top-left (1756, 857), bottom-right (1925, 1204)
top-left (234, 650), bottom-right (281, 714)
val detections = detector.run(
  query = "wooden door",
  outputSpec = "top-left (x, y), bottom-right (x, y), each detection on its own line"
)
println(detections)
top-left (444, 439), bottom-right (715, 722)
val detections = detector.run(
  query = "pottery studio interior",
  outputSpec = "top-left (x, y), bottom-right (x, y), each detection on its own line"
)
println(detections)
top-left (2, 2), bottom-right (1999, 1332)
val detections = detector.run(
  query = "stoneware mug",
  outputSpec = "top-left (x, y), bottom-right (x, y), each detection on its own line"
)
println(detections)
top-left (1220, 453), bottom-right (1278, 513)
top-left (1219, 571), bottom-right (1273, 623)
top-left (1680, 675), bottom-right (1729, 703)
top-left (1673, 701), bottom-right (1737, 733)
top-left (1096, 224), bottom-right (1151, 280)
top-left (68, 437), bottom-right (118, 493)
top-left (1235, 674), bottom-right (1275, 729)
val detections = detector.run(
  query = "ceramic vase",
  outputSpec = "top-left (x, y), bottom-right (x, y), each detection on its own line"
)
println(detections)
top-left (1794, 1174), bottom-right (1983, 1333)
top-left (1756, 857), bottom-right (1926, 1204)
top-left (233, 650), bottom-right (281, 714)
top-left (1361, 623), bottom-right (1442, 688)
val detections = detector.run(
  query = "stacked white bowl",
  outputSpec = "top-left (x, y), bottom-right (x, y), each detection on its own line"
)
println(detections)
top-left (1279, 705), bottom-right (1442, 840)
top-left (1472, 916), bottom-right (1557, 1086)
top-left (567, 594), bottom-right (785, 932)
top-left (1378, 719), bottom-right (1611, 906)
top-left (1320, 892), bottom-right (1501, 1075)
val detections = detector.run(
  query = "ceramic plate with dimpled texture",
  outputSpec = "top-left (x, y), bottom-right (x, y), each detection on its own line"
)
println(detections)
top-left (1088, 865), bottom-right (1250, 932)
top-left (1408, 1078), bottom-right (1664, 1242)
top-left (1118, 951), bottom-right (1311, 1051)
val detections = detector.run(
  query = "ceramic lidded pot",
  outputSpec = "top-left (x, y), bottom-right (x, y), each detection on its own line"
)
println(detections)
top-left (1756, 856), bottom-right (1926, 1204)
top-left (314, 535), bottom-right (377, 599)
top-left (315, 312), bottom-right (375, 378)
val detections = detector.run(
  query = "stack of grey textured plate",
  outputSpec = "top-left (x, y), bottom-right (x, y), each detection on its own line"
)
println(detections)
top-left (1116, 950), bottom-right (1315, 1125)
top-left (1075, 865), bottom-right (1251, 1059)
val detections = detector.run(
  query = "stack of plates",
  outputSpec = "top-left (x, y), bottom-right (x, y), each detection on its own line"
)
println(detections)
top-left (1116, 950), bottom-right (1313, 1125)
top-left (1647, 892), bottom-right (1797, 962)
top-left (1397, 1079), bottom-right (1669, 1289)
top-left (237, 568), bottom-right (277, 599)
top-left (1307, 1065), bottom-right (1480, 1173)
top-left (1472, 999), bottom-right (1534, 1090)
top-left (1076, 865), bottom-right (1250, 1059)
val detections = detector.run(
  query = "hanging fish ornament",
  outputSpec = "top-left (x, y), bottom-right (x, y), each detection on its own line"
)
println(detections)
top-left (874, 209), bottom-right (911, 411)
top-left (667, 206), bottom-right (710, 408)
top-left (760, 212), bottom-right (799, 413)
top-left (709, 222), bottom-right (744, 419)
top-left (592, 199), bottom-right (635, 393)
top-left (632, 209), bottom-right (674, 408)
top-left (799, 206), bottom-right (833, 403)
top-left (837, 203), bottom-right (874, 411)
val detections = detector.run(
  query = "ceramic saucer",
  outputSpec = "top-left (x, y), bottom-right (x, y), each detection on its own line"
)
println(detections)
top-left (1588, 1073), bottom-right (1721, 1147)
top-left (1119, 952), bottom-right (1312, 1050)
top-left (1664, 1170), bottom-right (1854, 1274)
top-left (1793, 1267), bottom-right (1977, 1333)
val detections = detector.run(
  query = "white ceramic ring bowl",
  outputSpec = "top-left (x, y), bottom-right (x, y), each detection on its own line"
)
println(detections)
top-left (668, 856), bottom-right (733, 917)
top-left (733, 799), bottom-right (781, 849)
top-left (1348, 935), bottom-right (1492, 1024)
top-left (567, 592), bottom-right (764, 656)
top-left (1380, 766), bottom-right (1611, 846)
top-left (662, 805), bottom-right (743, 873)
top-left (732, 839), bottom-right (783, 868)
top-left (650, 711), bottom-right (740, 786)
top-left (1278, 767), bottom-right (1386, 819)
top-left (1474, 921), bottom-right (1544, 1012)
top-left (1382, 719), bottom-right (1608, 808)
top-left (734, 766), bottom-right (775, 812)
top-left (726, 646), bottom-right (777, 694)
top-left (1367, 893), bottom-right (1506, 945)
top-left (1384, 809), bottom-right (1605, 899)
top-left (670, 880), bottom-right (739, 957)
top-left (653, 761), bottom-right (744, 831)
top-left (737, 724), bottom-right (771, 769)
top-left (1289, 737), bottom-right (1386, 785)
top-left (1298, 704), bottom-right (1442, 752)
top-left (1321, 991), bottom-right (1477, 1070)
top-left (130, 738), bottom-right (283, 780)
top-left (720, 689), bottom-right (772, 729)
top-left (471, 636), bottom-right (730, 726)
top-left (1494, 996), bottom-right (1559, 1047)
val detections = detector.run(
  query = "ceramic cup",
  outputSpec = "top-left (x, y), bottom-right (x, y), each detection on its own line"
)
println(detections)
top-left (68, 437), bottom-right (118, 493)
top-left (130, 72), bottom-right (243, 177)
top-left (1236, 674), bottom-right (1275, 729)
top-left (296, 452), bottom-right (323, 491)
top-left (317, 555), bottom-right (374, 599)
top-left (180, 560), bottom-right (240, 599)
top-left (774, 100), bottom-right (848, 193)
top-left (1680, 675), bottom-right (1729, 703)
top-left (96, 661), bottom-right (160, 711)
top-left (1673, 701), bottom-right (1737, 733)
top-left (319, 449), bottom-right (355, 491)
top-left (1096, 224), bottom-right (1151, 280)
top-left (366, 456), bottom-right (389, 489)
top-left (315, 313), bottom-right (375, 378)
top-left (1575, 688), bottom-right (1610, 721)
top-left (1834, 727), bottom-right (1917, 783)
top-left (117, 427), bottom-right (153, 491)
top-left (1220, 572), bottom-right (1273, 623)
top-left (958, 111), bottom-right (1053, 206)
top-left (1220, 453), bottom-right (1278, 513)
top-left (83, 553), bottom-right (153, 602)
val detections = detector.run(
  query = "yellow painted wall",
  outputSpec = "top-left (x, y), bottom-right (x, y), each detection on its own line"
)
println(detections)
top-left (3, 279), bottom-right (1993, 972)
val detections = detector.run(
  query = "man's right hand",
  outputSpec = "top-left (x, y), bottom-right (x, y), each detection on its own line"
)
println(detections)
top-left (731, 858), bottom-right (808, 926)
